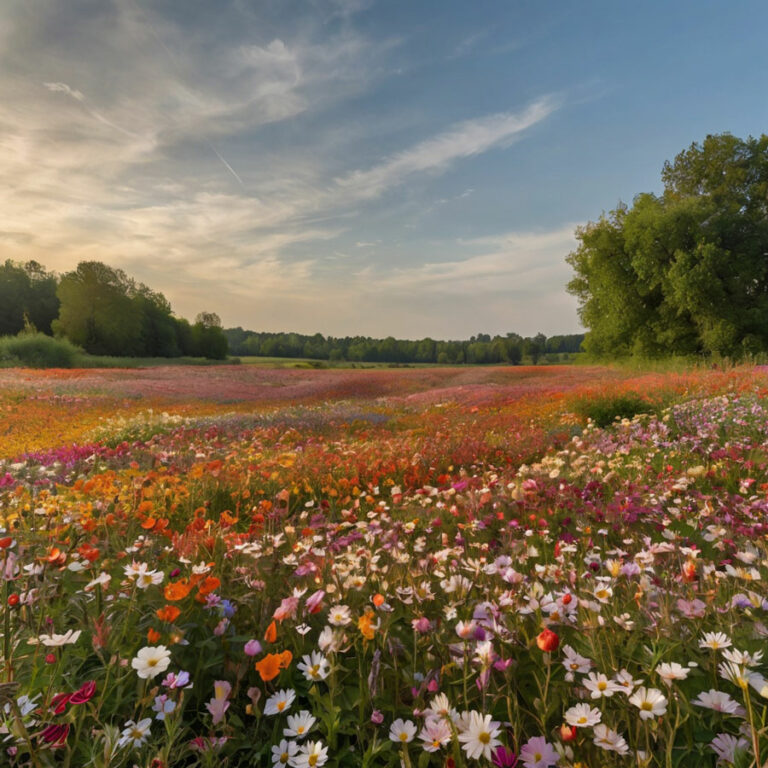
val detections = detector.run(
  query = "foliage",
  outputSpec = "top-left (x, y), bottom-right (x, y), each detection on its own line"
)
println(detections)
top-left (53, 261), bottom-right (228, 359)
top-left (568, 133), bottom-right (768, 359)
top-left (572, 392), bottom-right (656, 427)
top-left (225, 328), bottom-right (584, 365)
top-left (0, 260), bottom-right (59, 336)
top-left (0, 332), bottom-right (80, 368)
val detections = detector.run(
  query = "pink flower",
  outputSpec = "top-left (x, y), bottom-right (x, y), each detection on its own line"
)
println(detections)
top-left (244, 639), bottom-right (262, 656)
top-left (305, 589), bottom-right (325, 614)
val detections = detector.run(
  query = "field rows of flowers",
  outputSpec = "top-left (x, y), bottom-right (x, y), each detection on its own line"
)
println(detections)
top-left (3, 364), bottom-right (768, 767)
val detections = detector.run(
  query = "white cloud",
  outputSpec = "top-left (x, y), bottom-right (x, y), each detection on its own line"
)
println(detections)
top-left (335, 97), bottom-right (557, 199)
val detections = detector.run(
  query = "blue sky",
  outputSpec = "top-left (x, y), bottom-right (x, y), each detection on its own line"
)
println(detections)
top-left (2, 0), bottom-right (767, 338)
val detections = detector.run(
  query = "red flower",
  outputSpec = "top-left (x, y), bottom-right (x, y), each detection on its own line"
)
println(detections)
top-left (39, 723), bottom-right (70, 748)
top-left (49, 693), bottom-right (72, 715)
top-left (69, 680), bottom-right (96, 705)
top-left (559, 723), bottom-right (577, 742)
top-left (536, 628), bottom-right (559, 652)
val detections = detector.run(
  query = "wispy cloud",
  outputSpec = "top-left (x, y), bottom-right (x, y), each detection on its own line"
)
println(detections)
top-left (335, 97), bottom-right (557, 199)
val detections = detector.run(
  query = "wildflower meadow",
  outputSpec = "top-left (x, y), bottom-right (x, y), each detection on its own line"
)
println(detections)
top-left (3, 363), bottom-right (768, 767)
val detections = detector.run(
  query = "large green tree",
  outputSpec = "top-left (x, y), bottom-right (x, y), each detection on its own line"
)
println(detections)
top-left (567, 133), bottom-right (768, 357)
top-left (0, 260), bottom-right (59, 336)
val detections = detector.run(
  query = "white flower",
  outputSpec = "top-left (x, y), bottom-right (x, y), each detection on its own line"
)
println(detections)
top-left (118, 718), bottom-right (152, 748)
top-left (614, 669), bottom-right (639, 694)
top-left (456, 712), bottom-right (502, 761)
top-left (284, 710), bottom-right (316, 740)
top-left (565, 703), bottom-right (602, 728)
top-left (271, 738), bottom-right (299, 765)
top-left (327, 605), bottom-right (351, 626)
top-left (419, 717), bottom-right (453, 752)
top-left (131, 646), bottom-right (171, 679)
top-left (389, 718), bottom-right (417, 744)
top-left (427, 693), bottom-right (457, 721)
top-left (629, 687), bottom-right (668, 719)
top-left (723, 648), bottom-right (763, 667)
top-left (592, 724), bottom-right (630, 755)
top-left (292, 740), bottom-right (328, 768)
top-left (583, 672), bottom-right (621, 699)
top-left (297, 652), bottom-right (330, 682)
top-left (692, 690), bottom-right (741, 714)
top-left (136, 568), bottom-right (164, 589)
top-left (317, 626), bottom-right (343, 653)
top-left (31, 629), bottom-right (82, 647)
top-left (657, 662), bottom-right (690, 683)
top-left (699, 632), bottom-right (732, 651)
top-left (264, 689), bottom-right (295, 716)
top-left (561, 645), bottom-right (592, 679)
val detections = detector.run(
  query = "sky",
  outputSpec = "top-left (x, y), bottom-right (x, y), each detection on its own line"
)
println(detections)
top-left (2, 0), bottom-right (768, 340)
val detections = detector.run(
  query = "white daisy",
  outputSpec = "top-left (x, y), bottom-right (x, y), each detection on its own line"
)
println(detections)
top-left (292, 740), bottom-right (328, 768)
top-left (271, 739), bottom-right (298, 766)
top-left (264, 689), bottom-right (295, 716)
top-left (389, 718), bottom-right (417, 744)
top-left (297, 652), bottom-right (330, 682)
top-left (699, 632), bottom-right (732, 651)
top-left (118, 718), bottom-right (152, 749)
top-left (456, 712), bottom-right (502, 761)
top-left (565, 703), bottom-right (602, 728)
top-left (284, 711), bottom-right (316, 740)
top-left (629, 687), bottom-right (668, 719)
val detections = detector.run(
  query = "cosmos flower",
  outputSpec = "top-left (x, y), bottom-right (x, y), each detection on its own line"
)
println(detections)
top-left (131, 646), bottom-right (171, 679)
top-left (457, 712), bottom-right (502, 761)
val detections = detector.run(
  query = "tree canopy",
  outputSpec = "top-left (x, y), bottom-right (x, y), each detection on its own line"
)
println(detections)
top-left (567, 133), bottom-right (768, 357)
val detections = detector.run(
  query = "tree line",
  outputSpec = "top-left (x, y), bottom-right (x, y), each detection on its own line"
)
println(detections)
top-left (0, 260), bottom-right (228, 359)
top-left (224, 328), bottom-right (584, 364)
top-left (568, 133), bottom-right (768, 358)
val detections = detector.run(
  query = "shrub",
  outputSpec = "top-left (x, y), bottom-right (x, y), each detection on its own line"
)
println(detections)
top-left (0, 332), bottom-right (81, 368)
top-left (573, 392), bottom-right (654, 427)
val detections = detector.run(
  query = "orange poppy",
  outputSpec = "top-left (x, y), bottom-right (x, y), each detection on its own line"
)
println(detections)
top-left (156, 605), bottom-right (181, 623)
top-left (197, 576), bottom-right (220, 596)
top-left (164, 579), bottom-right (193, 601)
top-left (254, 650), bottom-right (292, 682)
top-left (264, 620), bottom-right (277, 643)
top-left (147, 628), bottom-right (161, 643)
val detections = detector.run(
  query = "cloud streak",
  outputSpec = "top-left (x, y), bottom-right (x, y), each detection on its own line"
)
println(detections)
top-left (335, 97), bottom-right (557, 199)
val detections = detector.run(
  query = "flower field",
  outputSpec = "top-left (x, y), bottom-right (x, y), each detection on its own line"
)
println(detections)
top-left (4, 364), bottom-right (768, 767)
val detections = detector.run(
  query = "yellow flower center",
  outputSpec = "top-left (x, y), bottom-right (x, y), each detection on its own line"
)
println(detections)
top-left (399, 733), bottom-right (408, 742)
top-left (479, 732), bottom-right (490, 744)
top-left (578, 716), bottom-right (587, 724)
top-left (308, 755), bottom-right (318, 767)
top-left (598, 681), bottom-right (606, 690)
top-left (641, 701), bottom-right (653, 711)
top-left (277, 701), bottom-right (286, 711)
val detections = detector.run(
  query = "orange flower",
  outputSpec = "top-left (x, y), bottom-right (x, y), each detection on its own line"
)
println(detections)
top-left (358, 610), bottom-right (377, 640)
top-left (147, 628), bottom-right (161, 643)
top-left (156, 605), bottom-right (181, 623)
top-left (254, 650), bottom-right (292, 682)
top-left (372, 593), bottom-right (385, 608)
top-left (264, 620), bottom-right (277, 643)
top-left (197, 576), bottom-right (221, 597)
top-left (164, 579), bottom-right (193, 601)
